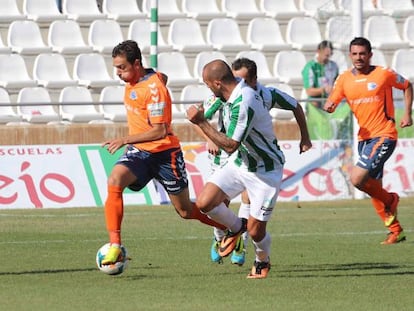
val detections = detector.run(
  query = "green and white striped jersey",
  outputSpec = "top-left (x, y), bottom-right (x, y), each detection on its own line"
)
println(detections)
top-left (224, 80), bottom-right (285, 172)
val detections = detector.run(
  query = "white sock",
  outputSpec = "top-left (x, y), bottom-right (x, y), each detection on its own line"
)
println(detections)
top-left (213, 227), bottom-right (226, 241)
top-left (206, 202), bottom-right (241, 233)
top-left (238, 202), bottom-right (250, 219)
top-left (252, 232), bottom-right (271, 262)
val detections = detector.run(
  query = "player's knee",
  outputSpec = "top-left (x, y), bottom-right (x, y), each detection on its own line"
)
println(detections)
top-left (247, 219), bottom-right (266, 242)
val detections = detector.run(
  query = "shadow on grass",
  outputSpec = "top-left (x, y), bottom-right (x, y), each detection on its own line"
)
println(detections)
top-left (0, 267), bottom-right (97, 276)
top-left (277, 262), bottom-right (414, 278)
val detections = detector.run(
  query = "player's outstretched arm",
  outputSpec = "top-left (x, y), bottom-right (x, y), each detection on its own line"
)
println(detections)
top-left (400, 83), bottom-right (413, 128)
top-left (292, 104), bottom-right (312, 154)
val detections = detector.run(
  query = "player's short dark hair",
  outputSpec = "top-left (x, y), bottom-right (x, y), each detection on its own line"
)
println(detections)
top-left (232, 58), bottom-right (257, 80)
top-left (349, 37), bottom-right (372, 53)
top-left (112, 40), bottom-right (142, 65)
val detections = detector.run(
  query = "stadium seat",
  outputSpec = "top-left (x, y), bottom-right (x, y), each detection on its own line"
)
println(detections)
top-left (168, 18), bottom-right (213, 53)
top-left (273, 50), bottom-right (307, 85)
top-left (0, 54), bottom-right (37, 89)
top-left (325, 15), bottom-right (353, 50)
top-left (142, 0), bottom-right (186, 23)
top-left (0, 36), bottom-right (11, 54)
top-left (33, 53), bottom-right (77, 89)
top-left (102, 0), bottom-right (145, 23)
top-left (7, 20), bottom-right (52, 55)
top-left (48, 20), bottom-right (93, 54)
top-left (99, 85), bottom-right (126, 122)
top-left (403, 16), bottom-right (414, 47)
top-left (391, 49), bottom-right (414, 82)
top-left (331, 49), bottom-right (350, 73)
top-left (0, 0), bottom-right (26, 24)
top-left (371, 49), bottom-right (388, 67)
top-left (266, 83), bottom-right (295, 120)
top-left (127, 19), bottom-right (172, 53)
top-left (259, 0), bottom-right (305, 20)
top-left (88, 19), bottom-right (124, 54)
top-left (377, 0), bottom-right (414, 17)
top-left (338, 0), bottom-right (383, 16)
top-left (157, 51), bottom-right (198, 88)
top-left (221, 0), bottom-right (265, 22)
top-left (180, 84), bottom-right (212, 104)
top-left (62, 0), bottom-right (107, 23)
top-left (181, 0), bottom-right (225, 22)
top-left (0, 88), bottom-right (22, 123)
top-left (235, 50), bottom-right (278, 85)
top-left (298, 0), bottom-right (338, 19)
top-left (193, 51), bottom-right (227, 82)
top-left (59, 86), bottom-right (104, 123)
top-left (23, 0), bottom-right (67, 23)
top-left (17, 87), bottom-right (60, 123)
top-left (286, 17), bottom-right (323, 51)
top-left (73, 53), bottom-right (120, 88)
top-left (206, 18), bottom-right (250, 52)
top-left (364, 15), bottom-right (409, 50)
top-left (246, 17), bottom-right (291, 52)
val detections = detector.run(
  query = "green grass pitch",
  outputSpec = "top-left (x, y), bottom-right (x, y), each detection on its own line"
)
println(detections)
top-left (0, 198), bottom-right (413, 311)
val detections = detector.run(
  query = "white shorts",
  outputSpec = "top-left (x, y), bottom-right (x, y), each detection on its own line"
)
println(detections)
top-left (208, 161), bottom-right (283, 222)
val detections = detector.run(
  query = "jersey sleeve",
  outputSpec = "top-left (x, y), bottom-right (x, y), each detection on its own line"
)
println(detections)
top-left (146, 79), bottom-right (171, 124)
top-left (387, 68), bottom-right (410, 90)
top-left (203, 95), bottom-right (223, 120)
top-left (266, 86), bottom-right (297, 110)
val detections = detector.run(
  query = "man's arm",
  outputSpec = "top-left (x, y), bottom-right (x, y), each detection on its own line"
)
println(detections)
top-left (186, 105), bottom-right (240, 155)
top-left (292, 104), bottom-right (312, 154)
top-left (400, 82), bottom-right (413, 128)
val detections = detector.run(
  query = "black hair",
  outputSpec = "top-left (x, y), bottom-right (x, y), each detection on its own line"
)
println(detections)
top-left (231, 58), bottom-right (257, 81)
top-left (349, 37), bottom-right (372, 53)
top-left (112, 40), bottom-right (142, 65)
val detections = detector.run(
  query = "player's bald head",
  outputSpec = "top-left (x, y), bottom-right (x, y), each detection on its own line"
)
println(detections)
top-left (202, 59), bottom-right (235, 84)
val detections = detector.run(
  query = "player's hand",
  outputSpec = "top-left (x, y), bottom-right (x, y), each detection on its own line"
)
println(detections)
top-left (299, 140), bottom-right (312, 154)
top-left (400, 114), bottom-right (413, 128)
top-left (102, 138), bottom-right (124, 154)
top-left (186, 104), bottom-right (205, 124)
top-left (323, 101), bottom-right (335, 113)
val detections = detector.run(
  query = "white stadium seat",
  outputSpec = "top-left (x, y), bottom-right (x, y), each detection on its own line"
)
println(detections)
top-left (0, 88), bottom-right (22, 124)
top-left (88, 19), bottom-right (124, 54)
top-left (377, 0), bottom-right (414, 17)
top-left (403, 16), bottom-right (414, 47)
top-left (59, 86), bottom-right (104, 123)
top-left (364, 15), bottom-right (409, 50)
top-left (142, 0), bottom-right (186, 23)
top-left (259, 0), bottom-right (305, 20)
top-left (180, 84), bottom-right (213, 104)
top-left (157, 52), bottom-right (198, 88)
top-left (48, 20), bottom-right (93, 54)
top-left (7, 20), bottom-right (52, 55)
top-left (206, 18), bottom-right (250, 52)
top-left (127, 19), bottom-right (172, 53)
top-left (193, 51), bottom-right (227, 82)
top-left (221, 0), bottom-right (265, 21)
top-left (73, 53), bottom-right (120, 88)
top-left (371, 49), bottom-right (388, 67)
top-left (62, 0), bottom-right (106, 23)
top-left (99, 85), bottom-right (126, 122)
top-left (0, 54), bottom-right (37, 89)
top-left (325, 15), bottom-right (353, 51)
top-left (33, 53), bottom-right (77, 89)
top-left (273, 50), bottom-right (307, 85)
top-left (246, 17), bottom-right (291, 52)
top-left (168, 18), bottom-right (213, 53)
top-left (23, 0), bottom-right (67, 23)
top-left (0, 0), bottom-right (26, 23)
top-left (391, 49), bottom-right (414, 82)
top-left (181, 0), bottom-right (225, 22)
top-left (338, 0), bottom-right (383, 16)
top-left (102, 0), bottom-right (145, 23)
top-left (17, 87), bottom-right (60, 123)
top-left (286, 17), bottom-right (322, 51)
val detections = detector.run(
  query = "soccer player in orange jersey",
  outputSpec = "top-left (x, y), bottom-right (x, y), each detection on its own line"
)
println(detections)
top-left (324, 37), bottom-right (413, 244)
top-left (100, 40), bottom-right (227, 264)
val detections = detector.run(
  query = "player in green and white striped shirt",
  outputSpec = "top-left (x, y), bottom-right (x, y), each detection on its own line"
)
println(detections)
top-left (187, 60), bottom-right (312, 278)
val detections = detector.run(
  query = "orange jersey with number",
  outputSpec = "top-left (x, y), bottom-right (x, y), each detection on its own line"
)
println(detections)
top-left (328, 66), bottom-right (410, 141)
top-left (124, 70), bottom-right (180, 152)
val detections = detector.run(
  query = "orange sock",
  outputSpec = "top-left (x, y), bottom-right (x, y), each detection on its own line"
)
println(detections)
top-left (371, 197), bottom-right (386, 221)
top-left (105, 185), bottom-right (123, 245)
top-left (190, 203), bottom-right (227, 230)
top-left (360, 178), bottom-right (393, 206)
